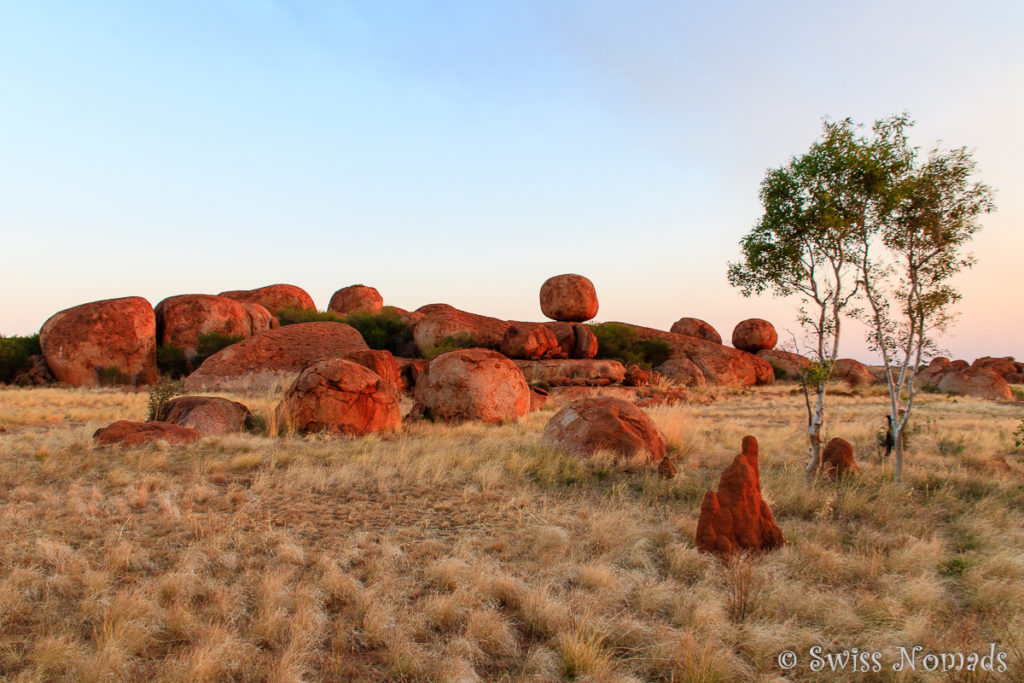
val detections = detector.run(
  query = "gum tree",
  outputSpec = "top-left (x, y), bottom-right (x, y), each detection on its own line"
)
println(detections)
top-left (728, 118), bottom-right (893, 481)
top-left (856, 122), bottom-right (994, 482)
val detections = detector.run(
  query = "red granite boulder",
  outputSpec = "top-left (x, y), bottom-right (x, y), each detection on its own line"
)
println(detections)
top-left (155, 294), bottom-right (252, 360)
top-left (539, 274), bottom-right (599, 323)
top-left (328, 285), bottom-right (384, 316)
top-left (345, 349), bottom-right (403, 390)
top-left (219, 284), bottom-right (315, 315)
top-left (164, 396), bottom-right (252, 436)
top-left (695, 436), bottom-right (785, 556)
top-left (731, 319), bottom-right (778, 353)
top-left (833, 358), bottom-right (874, 387)
top-left (412, 304), bottom-right (511, 355)
top-left (937, 367), bottom-right (1013, 400)
top-left (757, 349), bottom-right (811, 381)
top-left (242, 302), bottom-right (278, 335)
top-left (276, 358), bottom-right (401, 436)
top-left (40, 296), bottom-right (157, 387)
top-left (670, 318), bottom-right (722, 344)
top-left (655, 357), bottom-right (707, 387)
top-left (501, 322), bottom-right (561, 360)
top-left (541, 396), bottom-right (668, 463)
top-left (413, 348), bottom-right (530, 423)
top-left (94, 420), bottom-right (200, 446)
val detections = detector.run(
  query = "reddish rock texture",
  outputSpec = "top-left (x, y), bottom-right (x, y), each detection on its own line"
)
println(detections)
top-left (413, 348), bottom-right (530, 423)
top-left (731, 319), bottom-right (778, 353)
top-left (819, 437), bottom-right (860, 480)
top-left (155, 294), bottom-right (252, 359)
top-left (164, 396), bottom-right (252, 436)
top-left (529, 388), bottom-right (549, 412)
top-left (937, 368), bottom-right (1013, 400)
top-left (573, 324), bottom-right (599, 359)
top-left (276, 359), bottom-right (401, 436)
top-left (539, 274), bottom-right (599, 323)
top-left (412, 304), bottom-right (511, 354)
top-left (670, 318), bottom-right (722, 344)
top-left (219, 284), bottom-right (316, 315)
top-left (695, 436), bottom-right (785, 556)
top-left (543, 322), bottom-right (576, 358)
top-left (328, 285), bottom-right (384, 316)
top-left (757, 349), bottom-right (811, 381)
top-left (345, 349), bottom-right (403, 390)
top-left (13, 355), bottom-right (55, 386)
top-left (40, 296), bottom-right (158, 387)
top-left (501, 323), bottom-right (561, 360)
top-left (832, 358), bottom-right (875, 387)
top-left (613, 322), bottom-right (773, 387)
top-left (396, 357), bottom-right (427, 392)
top-left (93, 420), bottom-right (200, 446)
top-left (624, 364), bottom-right (650, 387)
top-left (972, 356), bottom-right (1024, 384)
top-left (184, 322), bottom-right (368, 392)
top-left (514, 359), bottom-right (627, 386)
top-left (655, 358), bottom-right (707, 387)
top-left (242, 302), bottom-right (278, 335)
top-left (541, 396), bottom-right (668, 464)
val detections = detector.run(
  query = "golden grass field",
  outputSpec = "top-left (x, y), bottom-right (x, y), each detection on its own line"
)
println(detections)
top-left (1, 383), bottom-right (1023, 681)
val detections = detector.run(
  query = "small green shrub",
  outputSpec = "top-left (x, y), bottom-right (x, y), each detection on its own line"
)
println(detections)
top-left (97, 366), bottom-right (131, 386)
top-left (0, 334), bottom-right (41, 384)
top-left (156, 344), bottom-right (189, 378)
top-left (587, 323), bottom-right (672, 369)
top-left (146, 377), bottom-right (183, 421)
top-left (194, 332), bottom-right (243, 365)
top-left (276, 306), bottom-right (343, 325)
top-left (342, 307), bottom-right (414, 354)
top-left (938, 435), bottom-right (966, 457)
top-left (421, 333), bottom-right (478, 360)
top-left (1014, 419), bottom-right (1024, 449)
top-left (768, 360), bottom-right (788, 380)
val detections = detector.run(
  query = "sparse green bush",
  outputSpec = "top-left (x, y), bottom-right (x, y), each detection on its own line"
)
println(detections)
top-left (276, 306), bottom-right (344, 325)
top-left (97, 366), bottom-right (131, 386)
top-left (146, 377), bottom-right (183, 421)
top-left (194, 331), bottom-right (243, 365)
top-left (767, 360), bottom-right (788, 380)
top-left (0, 334), bottom-right (41, 384)
top-left (587, 323), bottom-right (673, 369)
top-left (156, 344), bottom-right (189, 379)
top-left (421, 333), bottom-right (478, 360)
top-left (1014, 419), bottom-right (1024, 449)
top-left (342, 307), bottom-right (414, 354)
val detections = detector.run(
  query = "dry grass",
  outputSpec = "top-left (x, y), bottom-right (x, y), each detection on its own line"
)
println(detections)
top-left (1, 382), bottom-right (1023, 680)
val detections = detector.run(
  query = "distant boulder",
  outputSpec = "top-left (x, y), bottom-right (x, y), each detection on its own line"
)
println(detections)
top-left (539, 274), bottom-right (599, 323)
top-left (731, 319), bottom-right (778, 353)
top-left (328, 285), bottom-right (384, 316)
top-left (219, 284), bottom-right (315, 315)
top-left (412, 304), bottom-right (511, 355)
top-left (514, 359), bottom-right (626, 386)
top-left (670, 318), bottom-right (722, 344)
top-left (655, 357), bottom-right (707, 387)
top-left (276, 358), bottom-right (401, 436)
top-left (695, 435), bottom-right (785, 556)
top-left (164, 396), bottom-right (252, 436)
top-left (757, 349), bottom-right (811, 381)
top-left (413, 348), bottom-right (530, 423)
top-left (94, 420), bottom-right (200, 447)
top-left (345, 349), bottom-right (403, 390)
top-left (937, 367), bottom-right (1013, 401)
top-left (833, 358), bottom-right (874, 388)
top-left (40, 296), bottom-right (157, 387)
top-left (541, 396), bottom-right (668, 464)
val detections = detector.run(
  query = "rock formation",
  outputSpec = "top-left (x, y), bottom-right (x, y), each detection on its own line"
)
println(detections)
top-left (539, 274), bottom-right (599, 323)
top-left (670, 317), bottom-right (722, 344)
top-left (40, 296), bottom-right (158, 387)
top-left (93, 420), bottom-right (200, 446)
top-left (756, 349), bottom-right (811, 381)
top-left (242, 302), bottom-right (278, 335)
top-left (276, 358), bottom-right (401, 436)
top-left (412, 304), bottom-right (511, 354)
top-left (328, 285), bottom-right (384, 316)
top-left (413, 348), bottom-right (530, 423)
top-left (541, 396), bottom-right (668, 464)
top-left (501, 322), bottom-right (561, 360)
top-left (345, 349), bottom-right (403, 390)
top-left (154, 294), bottom-right (252, 360)
top-left (163, 396), bottom-right (253, 436)
top-left (832, 358), bottom-right (874, 387)
top-left (219, 284), bottom-right (316, 315)
top-left (731, 319), bottom-right (778, 353)
top-left (695, 435), bottom-right (785, 556)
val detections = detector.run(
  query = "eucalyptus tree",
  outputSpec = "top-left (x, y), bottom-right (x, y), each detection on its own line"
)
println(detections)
top-left (728, 118), bottom-right (890, 481)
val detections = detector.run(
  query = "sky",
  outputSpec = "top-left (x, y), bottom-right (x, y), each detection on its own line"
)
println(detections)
top-left (1, 1), bottom-right (1021, 362)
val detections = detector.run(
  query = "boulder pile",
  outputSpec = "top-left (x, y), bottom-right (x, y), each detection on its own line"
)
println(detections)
top-left (219, 283), bottom-right (316, 315)
top-left (916, 357), bottom-right (1013, 400)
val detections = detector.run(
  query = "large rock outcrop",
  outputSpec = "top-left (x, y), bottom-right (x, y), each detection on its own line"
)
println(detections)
top-left (164, 396), bottom-right (252, 436)
top-left (328, 285), bottom-right (384, 316)
top-left (413, 348), bottom-right (530, 423)
top-left (40, 296), bottom-right (157, 387)
top-left (184, 322), bottom-right (368, 392)
top-left (611, 322), bottom-right (773, 387)
top-left (93, 420), bottom-right (200, 447)
top-left (655, 357), bottom-right (707, 387)
top-left (936, 367), bottom-right (1013, 401)
top-left (832, 358), bottom-right (874, 387)
top-left (412, 304), bottom-right (511, 354)
top-left (757, 349), bottom-right (811, 381)
top-left (973, 356), bottom-right (1024, 384)
top-left (155, 294), bottom-right (252, 360)
top-left (501, 322), bottom-right (562, 360)
top-left (670, 318), bottom-right (722, 344)
top-left (219, 284), bottom-right (316, 315)
top-left (731, 319), bottom-right (778, 353)
top-left (514, 359), bottom-right (626, 386)
top-left (695, 435), bottom-right (785, 556)
top-left (276, 358), bottom-right (401, 436)
top-left (542, 396), bottom-right (668, 464)
top-left (539, 274), bottom-right (599, 323)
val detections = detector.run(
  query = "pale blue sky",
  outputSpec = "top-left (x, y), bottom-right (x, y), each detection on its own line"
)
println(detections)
top-left (2, 1), bottom-right (1021, 361)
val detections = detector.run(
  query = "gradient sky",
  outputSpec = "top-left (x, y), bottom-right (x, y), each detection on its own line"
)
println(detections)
top-left (2, 1), bottom-right (1021, 362)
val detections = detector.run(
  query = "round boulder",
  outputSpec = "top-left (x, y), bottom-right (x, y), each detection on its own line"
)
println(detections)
top-left (413, 348), bottom-right (530, 423)
top-left (242, 302), bottom-right (279, 335)
top-left (155, 294), bottom-right (252, 359)
top-left (40, 296), bottom-right (157, 387)
top-left (542, 397), bottom-right (667, 462)
top-left (670, 318), bottom-right (722, 344)
top-left (540, 274), bottom-right (599, 323)
top-left (164, 396), bottom-right (252, 436)
top-left (501, 323), bottom-right (561, 360)
top-left (731, 319), bottom-right (778, 353)
top-left (936, 368), bottom-right (1012, 401)
top-left (219, 284), bottom-right (315, 315)
top-left (345, 349), bottom-right (403, 390)
top-left (94, 420), bottom-right (200, 447)
top-left (328, 285), bottom-right (384, 316)
top-left (276, 358), bottom-right (401, 435)
top-left (832, 358), bottom-right (874, 387)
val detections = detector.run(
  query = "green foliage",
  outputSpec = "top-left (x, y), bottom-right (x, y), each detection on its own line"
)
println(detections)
top-left (276, 306), bottom-right (343, 325)
top-left (146, 377), bottom-right (183, 422)
top-left (421, 333), bottom-right (478, 360)
top-left (588, 323), bottom-right (673, 369)
top-left (940, 556), bottom-right (969, 578)
top-left (341, 307), bottom-right (414, 354)
top-left (1014, 419), bottom-right (1024, 449)
top-left (156, 344), bottom-right (188, 379)
top-left (97, 366), bottom-right (131, 386)
top-left (0, 334), bottom-right (41, 384)
top-left (767, 360), bottom-right (788, 380)
top-left (195, 332), bottom-right (243, 364)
